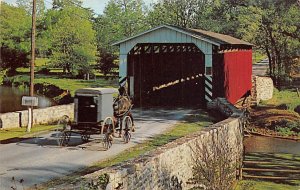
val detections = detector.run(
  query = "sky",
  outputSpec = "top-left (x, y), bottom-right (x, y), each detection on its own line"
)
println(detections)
top-left (3, 0), bottom-right (158, 14)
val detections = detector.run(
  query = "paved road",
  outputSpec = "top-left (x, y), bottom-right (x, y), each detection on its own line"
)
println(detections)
top-left (0, 108), bottom-right (191, 189)
top-left (252, 58), bottom-right (269, 76)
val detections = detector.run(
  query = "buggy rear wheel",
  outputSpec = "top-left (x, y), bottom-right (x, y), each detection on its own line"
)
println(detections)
top-left (56, 115), bottom-right (71, 147)
top-left (122, 116), bottom-right (133, 143)
top-left (102, 117), bottom-right (114, 150)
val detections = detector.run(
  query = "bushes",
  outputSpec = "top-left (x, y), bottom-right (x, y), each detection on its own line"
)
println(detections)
top-left (190, 135), bottom-right (237, 190)
top-left (275, 120), bottom-right (300, 136)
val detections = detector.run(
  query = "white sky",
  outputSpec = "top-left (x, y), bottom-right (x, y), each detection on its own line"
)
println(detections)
top-left (2, 0), bottom-right (158, 14)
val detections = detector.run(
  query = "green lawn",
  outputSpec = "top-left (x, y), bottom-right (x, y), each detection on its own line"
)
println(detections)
top-left (235, 180), bottom-right (299, 190)
top-left (35, 58), bottom-right (50, 67)
top-left (6, 74), bottom-right (118, 96)
top-left (261, 88), bottom-right (300, 111)
top-left (34, 75), bottom-right (118, 95)
top-left (0, 124), bottom-right (58, 141)
top-left (16, 58), bottom-right (50, 73)
top-left (12, 57), bottom-right (119, 95)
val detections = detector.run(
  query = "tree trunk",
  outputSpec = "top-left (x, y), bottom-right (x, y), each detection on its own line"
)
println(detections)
top-left (265, 46), bottom-right (272, 76)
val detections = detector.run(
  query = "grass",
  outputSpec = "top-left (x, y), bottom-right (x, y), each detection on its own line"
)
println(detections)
top-left (16, 58), bottom-right (50, 73)
top-left (12, 57), bottom-right (119, 95)
top-left (261, 88), bottom-right (300, 111)
top-left (34, 75), bottom-right (118, 96)
top-left (6, 74), bottom-right (118, 96)
top-left (249, 88), bottom-right (300, 137)
top-left (35, 58), bottom-right (50, 67)
top-left (11, 57), bottom-right (119, 96)
top-left (0, 124), bottom-right (58, 141)
top-left (37, 110), bottom-right (215, 189)
top-left (235, 180), bottom-right (299, 190)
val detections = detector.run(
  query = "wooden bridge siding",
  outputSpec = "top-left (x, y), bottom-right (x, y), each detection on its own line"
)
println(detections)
top-left (118, 27), bottom-right (214, 102)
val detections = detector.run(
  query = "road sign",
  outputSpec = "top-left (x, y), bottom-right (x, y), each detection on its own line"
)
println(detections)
top-left (22, 96), bottom-right (38, 107)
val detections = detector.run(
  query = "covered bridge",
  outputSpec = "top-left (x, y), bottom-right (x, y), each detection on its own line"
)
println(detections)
top-left (113, 25), bottom-right (253, 107)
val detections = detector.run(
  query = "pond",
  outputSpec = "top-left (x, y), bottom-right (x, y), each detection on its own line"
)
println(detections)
top-left (0, 86), bottom-right (56, 113)
top-left (244, 135), bottom-right (300, 155)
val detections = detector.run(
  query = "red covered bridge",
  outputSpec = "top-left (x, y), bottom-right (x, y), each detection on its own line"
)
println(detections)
top-left (113, 25), bottom-right (253, 106)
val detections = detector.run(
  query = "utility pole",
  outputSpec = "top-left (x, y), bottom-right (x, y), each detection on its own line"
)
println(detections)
top-left (27, 0), bottom-right (37, 132)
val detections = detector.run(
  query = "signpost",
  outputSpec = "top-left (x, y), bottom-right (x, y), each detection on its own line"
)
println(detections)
top-left (27, 0), bottom-right (36, 132)
top-left (22, 96), bottom-right (38, 132)
top-left (22, 96), bottom-right (38, 107)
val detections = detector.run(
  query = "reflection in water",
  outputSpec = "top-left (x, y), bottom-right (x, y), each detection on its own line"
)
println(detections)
top-left (0, 86), bottom-right (55, 113)
top-left (244, 135), bottom-right (300, 154)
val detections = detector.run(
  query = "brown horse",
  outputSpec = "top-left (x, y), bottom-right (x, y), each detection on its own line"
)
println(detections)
top-left (113, 86), bottom-right (135, 136)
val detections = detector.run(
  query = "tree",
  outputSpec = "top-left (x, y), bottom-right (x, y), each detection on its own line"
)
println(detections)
top-left (147, 0), bottom-right (199, 28)
top-left (52, 0), bottom-right (83, 9)
top-left (93, 0), bottom-right (148, 74)
top-left (94, 0), bottom-right (148, 51)
top-left (47, 5), bottom-right (97, 77)
top-left (146, 0), bottom-right (246, 36)
top-left (97, 48), bottom-right (118, 76)
top-left (0, 2), bottom-right (31, 73)
top-left (237, 1), bottom-right (300, 85)
top-left (16, 0), bottom-right (45, 18)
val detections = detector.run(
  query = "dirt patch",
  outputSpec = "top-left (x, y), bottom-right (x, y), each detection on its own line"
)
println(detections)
top-left (247, 106), bottom-right (300, 139)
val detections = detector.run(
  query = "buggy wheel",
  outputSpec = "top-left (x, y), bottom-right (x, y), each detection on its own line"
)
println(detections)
top-left (56, 131), bottom-right (70, 146)
top-left (101, 117), bottom-right (114, 150)
top-left (101, 117), bottom-right (115, 135)
top-left (122, 116), bottom-right (133, 143)
top-left (81, 134), bottom-right (90, 142)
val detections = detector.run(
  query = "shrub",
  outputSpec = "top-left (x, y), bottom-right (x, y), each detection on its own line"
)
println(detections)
top-left (190, 135), bottom-right (237, 190)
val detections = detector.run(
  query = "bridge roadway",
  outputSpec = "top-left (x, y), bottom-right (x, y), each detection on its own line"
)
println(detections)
top-left (0, 108), bottom-right (191, 189)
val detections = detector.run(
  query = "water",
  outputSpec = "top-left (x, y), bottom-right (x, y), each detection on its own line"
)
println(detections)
top-left (0, 86), bottom-right (56, 113)
top-left (244, 135), bottom-right (300, 154)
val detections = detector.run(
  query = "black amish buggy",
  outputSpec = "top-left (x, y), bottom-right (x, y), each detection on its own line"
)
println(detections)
top-left (56, 87), bottom-right (135, 150)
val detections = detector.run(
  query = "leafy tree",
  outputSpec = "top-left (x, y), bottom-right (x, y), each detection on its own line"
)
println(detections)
top-left (147, 0), bottom-right (199, 28)
top-left (1, 46), bottom-right (29, 73)
top-left (97, 48), bottom-right (118, 76)
top-left (237, 1), bottom-right (300, 85)
top-left (16, 0), bottom-right (45, 18)
top-left (93, 0), bottom-right (148, 74)
top-left (0, 2), bottom-right (31, 73)
top-left (47, 5), bottom-right (97, 77)
top-left (52, 0), bottom-right (83, 9)
top-left (94, 0), bottom-right (148, 51)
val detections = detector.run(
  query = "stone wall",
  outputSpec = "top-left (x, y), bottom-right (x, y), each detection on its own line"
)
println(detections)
top-left (252, 76), bottom-right (274, 105)
top-left (0, 104), bottom-right (74, 129)
top-left (72, 98), bottom-right (245, 190)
